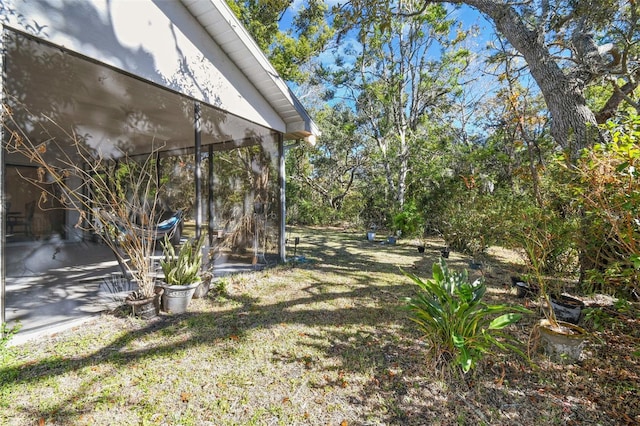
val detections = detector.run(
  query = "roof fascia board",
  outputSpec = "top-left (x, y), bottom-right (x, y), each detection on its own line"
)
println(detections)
top-left (179, 0), bottom-right (319, 138)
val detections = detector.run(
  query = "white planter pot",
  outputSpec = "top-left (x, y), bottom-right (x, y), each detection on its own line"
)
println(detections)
top-left (538, 319), bottom-right (587, 363)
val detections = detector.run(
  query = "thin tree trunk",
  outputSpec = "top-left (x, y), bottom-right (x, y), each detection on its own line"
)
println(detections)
top-left (596, 76), bottom-right (640, 123)
top-left (397, 128), bottom-right (408, 208)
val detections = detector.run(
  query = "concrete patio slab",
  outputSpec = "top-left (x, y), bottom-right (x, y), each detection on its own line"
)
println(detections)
top-left (5, 240), bottom-right (265, 345)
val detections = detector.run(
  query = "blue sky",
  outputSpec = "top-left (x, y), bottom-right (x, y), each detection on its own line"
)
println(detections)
top-left (279, 0), bottom-right (502, 124)
top-left (279, 1), bottom-right (496, 73)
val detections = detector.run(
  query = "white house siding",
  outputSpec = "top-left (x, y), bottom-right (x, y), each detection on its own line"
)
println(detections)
top-left (2, 0), bottom-right (287, 133)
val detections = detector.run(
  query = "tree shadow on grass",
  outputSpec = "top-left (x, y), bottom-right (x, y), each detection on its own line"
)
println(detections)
top-left (1, 227), bottom-right (537, 424)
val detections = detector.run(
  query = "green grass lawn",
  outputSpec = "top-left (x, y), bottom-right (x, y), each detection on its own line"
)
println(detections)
top-left (1, 227), bottom-right (638, 425)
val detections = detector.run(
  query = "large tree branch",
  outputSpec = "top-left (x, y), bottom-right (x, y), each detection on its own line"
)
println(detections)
top-left (410, 0), bottom-right (602, 156)
top-left (596, 74), bottom-right (640, 123)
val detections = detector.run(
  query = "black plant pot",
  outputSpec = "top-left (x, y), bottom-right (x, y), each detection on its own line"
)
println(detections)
top-left (510, 276), bottom-right (539, 298)
top-left (126, 289), bottom-right (163, 319)
top-left (514, 282), bottom-right (531, 298)
top-left (469, 261), bottom-right (482, 270)
top-left (551, 295), bottom-right (585, 324)
top-left (440, 249), bottom-right (450, 258)
top-left (417, 246), bottom-right (425, 253)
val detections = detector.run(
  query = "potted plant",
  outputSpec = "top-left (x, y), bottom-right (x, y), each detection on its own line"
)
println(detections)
top-left (158, 234), bottom-right (205, 314)
top-left (519, 207), bottom-right (588, 363)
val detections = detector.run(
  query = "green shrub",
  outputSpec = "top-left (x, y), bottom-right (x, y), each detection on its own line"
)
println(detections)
top-left (429, 184), bottom-right (528, 257)
top-left (392, 200), bottom-right (424, 237)
top-left (405, 259), bottom-right (530, 374)
top-left (573, 114), bottom-right (640, 298)
top-left (212, 277), bottom-right (228, 296)
top-left (512, 203), bottom-right (579, 279)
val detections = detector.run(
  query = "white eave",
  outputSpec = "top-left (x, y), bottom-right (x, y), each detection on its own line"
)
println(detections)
top-left (179, 0), bottom-right (320, 141)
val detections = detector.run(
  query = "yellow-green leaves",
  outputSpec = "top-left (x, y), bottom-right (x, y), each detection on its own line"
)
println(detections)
top-left (160, 235), bottom-right (205, 286)
top-left (489, 313), bottom-right (523, 330)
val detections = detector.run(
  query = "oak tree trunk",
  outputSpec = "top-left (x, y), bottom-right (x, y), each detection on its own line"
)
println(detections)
top-left (457, 0), bottom-right (603, 159)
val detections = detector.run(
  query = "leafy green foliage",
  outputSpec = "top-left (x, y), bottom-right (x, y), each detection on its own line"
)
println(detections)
top-left (392, 200), bottom-right (424, 237)
top-left (1, 322), bottom-right (20, 346)
top-left (286, 103), bottom-right (369, 226)
top-left (512, 202), bottom-right (579, 279)
top-left (226, 0), bottom-right (332, 83)
top-left (573, 114), bottom-right (640, 297)
top-left (326, 1), bottom-right (470, 218)
top-left (405, 259), bottom-right (530, 373)
top-left (160, 235), bottom-right (205, 286)
top-left (427, 180), bottom-right (530, 258)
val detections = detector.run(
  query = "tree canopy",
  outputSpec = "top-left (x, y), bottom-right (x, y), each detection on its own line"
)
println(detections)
top-left (334, 0), bottom-right (640, 158)
top-left (228, 0), bottom-right (640, 297)
top-left (226, 0), bottom-right (334, 83)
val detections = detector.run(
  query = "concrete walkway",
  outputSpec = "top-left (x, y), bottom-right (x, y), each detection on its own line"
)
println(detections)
top-left (5, 239), bottom-right (264, 345)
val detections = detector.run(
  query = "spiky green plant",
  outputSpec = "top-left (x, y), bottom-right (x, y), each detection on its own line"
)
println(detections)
top-left (160, 235), bottom-right (205, 286)
top-left (405, 259), bottom-right (531, 373)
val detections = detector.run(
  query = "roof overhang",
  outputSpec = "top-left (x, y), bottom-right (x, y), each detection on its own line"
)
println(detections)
top-left (2, 29), bottom-right (282, 161)
top-left (179, 0), bottom-right (320, 141)
top-left (1, 0), bottom-right (319, 144)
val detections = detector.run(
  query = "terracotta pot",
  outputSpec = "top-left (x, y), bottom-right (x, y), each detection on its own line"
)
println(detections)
top-left (538, 319), bottom-right (587, 363)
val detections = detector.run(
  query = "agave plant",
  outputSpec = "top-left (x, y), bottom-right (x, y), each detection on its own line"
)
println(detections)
top-left (405, 258), bottom-right (531, 373)
top-left (160, 235), bottom-right (205, 286)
